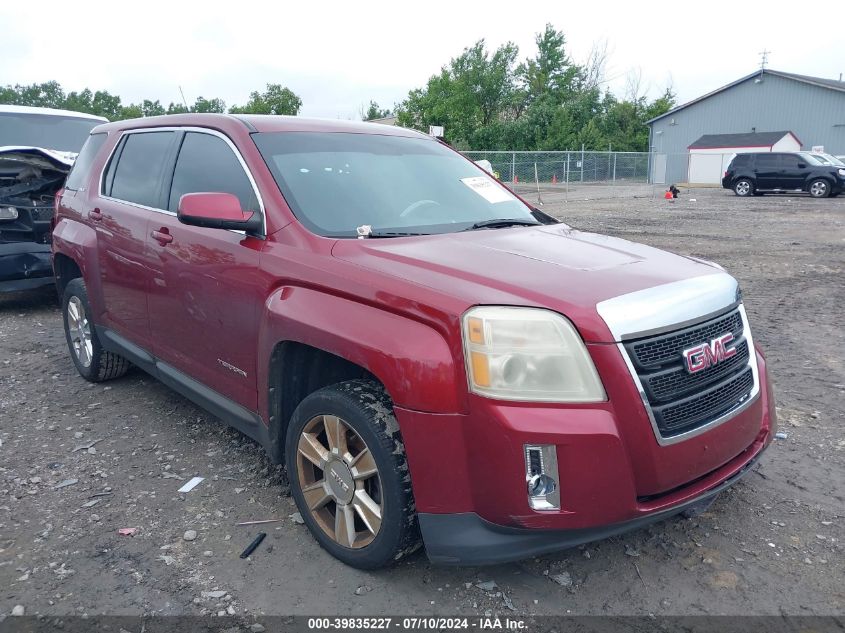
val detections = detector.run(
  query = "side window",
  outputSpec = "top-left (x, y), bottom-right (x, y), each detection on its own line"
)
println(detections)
top-left (731, 154), bottom-right (750, 168)
top-left (109, 131), bottom-right (175, 208)
top-left (755, 154), bottom-right (780, 169)
top-left (168, 132), bottom-right (259, 213)
top-left (65, 133), bottom-right (107, 191)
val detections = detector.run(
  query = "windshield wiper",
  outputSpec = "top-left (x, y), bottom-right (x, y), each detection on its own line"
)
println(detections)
top-left (364, 231), bottom-right (431, 238)
top-left (463, 218), bottom-right (541, 231)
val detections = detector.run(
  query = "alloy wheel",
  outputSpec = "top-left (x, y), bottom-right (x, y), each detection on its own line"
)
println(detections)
top-left (735, 181), bottom-right (751, 196)
top-left (809, 181), bottom-right (828, 197)
top-left (67, 296), bottom-right (93, 368)
top-left (296, 414), bottom-right (383, 548)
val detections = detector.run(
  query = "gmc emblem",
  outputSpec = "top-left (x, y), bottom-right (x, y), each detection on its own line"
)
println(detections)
top-left (682, 333), bottom-right (737, 374)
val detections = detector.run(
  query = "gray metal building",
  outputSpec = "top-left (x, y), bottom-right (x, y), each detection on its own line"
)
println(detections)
top-left (647, 69), bottom-right (845, 184)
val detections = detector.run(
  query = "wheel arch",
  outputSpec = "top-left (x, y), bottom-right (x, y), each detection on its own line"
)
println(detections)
top-left (258, 286), bottom-right (463, 463)
top-left (53, 253), bottom-right (82, 296)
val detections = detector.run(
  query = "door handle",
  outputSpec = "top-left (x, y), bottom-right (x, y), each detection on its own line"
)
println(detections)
top-left (151, 229), bottom-right (173, 245)
top-left (88, 208), bottom-right (103, 221)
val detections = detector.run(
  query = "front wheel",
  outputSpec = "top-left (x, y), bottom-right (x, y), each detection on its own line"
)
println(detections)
top-left (62, 278), bottom-right (131, 382)
top-left (285, 380), bottom-right (419, 569)
top-left (733, 179), bottom-right (754, 197)
top-left (808, 179), bottom-right (831, 198)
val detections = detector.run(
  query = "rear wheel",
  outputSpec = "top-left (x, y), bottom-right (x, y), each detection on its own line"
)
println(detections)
top-left (62, 278), bottom-right (130, 382)
top-left (285, 379), bottom-right (419, 569)
top-left (733, 179), bottom-right (754, 197)
top-left (808, 179), bottom-right (831, 198)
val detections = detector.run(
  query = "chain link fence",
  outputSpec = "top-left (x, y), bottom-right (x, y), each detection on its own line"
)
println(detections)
top-left (462, 150), bottom-right (737, 201)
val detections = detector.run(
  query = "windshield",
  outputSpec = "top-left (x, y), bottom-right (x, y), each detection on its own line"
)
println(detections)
top-left (797, 152), bottom-right (823, 166)
top-left (0, 112), bottom-right (102, 152)
top-left (811, 153), bottom-right (844, 166)
top-left (253, 132), bottom-right (536, 237)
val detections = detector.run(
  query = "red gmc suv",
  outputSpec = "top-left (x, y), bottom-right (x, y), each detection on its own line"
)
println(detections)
top-left (53, 114), bottom-right (776, 569)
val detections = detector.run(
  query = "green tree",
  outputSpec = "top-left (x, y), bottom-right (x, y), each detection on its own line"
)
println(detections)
top-left (192, 96), bottom-right (226, 113)
top-left (229, 84), bottom-right (302, 115)
top-left (516, 24), bottom-right (580, 106)
top-left (396, 39), bottom-right (518, 146)
top-left (90, 90), bottom-right (123, 120)
top-left (361, 100), bottom-right (392, 120)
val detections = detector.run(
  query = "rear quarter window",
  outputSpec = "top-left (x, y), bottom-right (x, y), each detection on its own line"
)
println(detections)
top-left (107, 131), bottom-right (175, 208)
top-left (64, 133), bottom-right (107, 191)
top-left (730, 154), bottom-right (751, 168)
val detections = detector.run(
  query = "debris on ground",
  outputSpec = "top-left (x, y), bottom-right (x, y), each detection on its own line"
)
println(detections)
top-left (550, 572), bottom-right (573, 587)
top-left (183, 530), bottom-right (198, 541)
top-left (775, 432), bottom-right (789, 440)
top-left (118, 528), bottom-right (138, 536)
top-left (238, 518), bottom-right (283, 526)
top-left (475, 580), bottom-right (497, 592)
top-left (178, 476), bottom-right (205, 493)
top-left (53, 478), bottom-right (78, 490)
top-left (239, 532), bottom-right (267, 558)
top-left (72, 438), bottom-right (104, 453)
top-left (201, 590), bottom-right (228, 599)
top-left (11, 605), bottom-right (25, 616)
top-left (289, 512), bottom-right (305, 525)
top-left (625, 545), bottom-right (641, 557)
top-left (354, 585), bottom-right (372, 595)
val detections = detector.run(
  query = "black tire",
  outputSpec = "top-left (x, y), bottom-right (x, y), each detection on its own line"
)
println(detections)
top-left (285, 379), bottom-right (419, 569)
top-left (808, 178), bottom-right (831, 198)
top-left (733, 179), bottom-right (754, 197)
top-left (62, 278), bottom-right (131, 382)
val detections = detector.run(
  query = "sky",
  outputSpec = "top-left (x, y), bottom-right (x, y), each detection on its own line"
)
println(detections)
top-left (1, 0), bottom-right (842, 120)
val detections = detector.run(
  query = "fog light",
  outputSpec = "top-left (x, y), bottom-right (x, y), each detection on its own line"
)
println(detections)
top-left (524, 444), bottom-right (560, 510)
top-left (0, 206), bottom-right (18, 221)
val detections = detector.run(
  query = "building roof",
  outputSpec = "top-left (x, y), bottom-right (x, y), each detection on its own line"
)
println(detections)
top-left (688, 130), bottom-right (799, 150)
top-left (647, 69), bottom-right (845, 125)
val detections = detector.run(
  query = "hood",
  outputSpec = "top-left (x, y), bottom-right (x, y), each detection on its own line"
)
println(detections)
top-left (331, 224), bottom-right (728, 342)
top-left (0, 146), bottom-right (76, 173)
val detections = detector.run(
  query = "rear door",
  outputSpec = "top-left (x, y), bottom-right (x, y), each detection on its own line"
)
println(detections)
top-left (754, 153), bottom-right (784, 189)
top-left (146, 130), bottom-right (264, 409)
top-left (95, 130), bottom-right (177, 349)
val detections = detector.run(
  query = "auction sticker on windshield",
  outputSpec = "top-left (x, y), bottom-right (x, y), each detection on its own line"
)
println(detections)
top-left (460, 176), bottom-right (513, 204)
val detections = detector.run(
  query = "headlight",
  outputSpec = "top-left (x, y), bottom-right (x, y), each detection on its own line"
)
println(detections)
top-left (838, 168), bottom-right (845, 177)
top-left (462, 306), bottom-right (606, 402)
top-left (0, 206), bottom-right (19, 221)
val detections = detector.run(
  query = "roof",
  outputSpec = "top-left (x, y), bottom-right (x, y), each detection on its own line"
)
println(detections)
top-left (688, 130), bottom-right (799, 150)
top-left (94, 112), bottom-right (427, 139)
top-left (0, 104), bottom-right (107, 121)
top-left (647, 69), bottom-right (845, 125)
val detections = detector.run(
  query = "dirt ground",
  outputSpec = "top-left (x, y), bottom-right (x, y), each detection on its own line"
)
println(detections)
top-left (1, 187), bottom-right (842, 619)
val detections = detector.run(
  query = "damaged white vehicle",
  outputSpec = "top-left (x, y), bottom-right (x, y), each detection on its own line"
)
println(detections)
top-left (0, 105), bottom-right (106, 292)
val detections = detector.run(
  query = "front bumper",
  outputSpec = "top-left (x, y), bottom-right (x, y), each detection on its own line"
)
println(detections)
top-left (395, 348), bottom-right (775, 565)
top-left (0, 242), bottom-right (54, 292)
top-left (420, 446), bottom-right (764, 565)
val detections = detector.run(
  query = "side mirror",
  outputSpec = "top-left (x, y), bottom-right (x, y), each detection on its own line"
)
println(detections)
top-left (177, 192), bottom-right (262, 235)
top-left (797, 163), bottom-right (807, 168)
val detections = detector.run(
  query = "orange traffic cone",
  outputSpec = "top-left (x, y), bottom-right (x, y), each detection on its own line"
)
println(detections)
top-left (664, 191), bottom-right (673, 200)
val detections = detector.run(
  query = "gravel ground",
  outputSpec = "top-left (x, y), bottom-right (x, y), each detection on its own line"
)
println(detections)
top-left (1, 187), bottom-right (842, 618)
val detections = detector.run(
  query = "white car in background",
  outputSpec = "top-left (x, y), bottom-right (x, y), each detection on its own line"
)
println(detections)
top-left (0, 105), bottom-right (106, 292)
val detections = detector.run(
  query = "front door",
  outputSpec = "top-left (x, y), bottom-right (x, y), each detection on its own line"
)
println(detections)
top-left (146, 130), bottom-right (265, 410)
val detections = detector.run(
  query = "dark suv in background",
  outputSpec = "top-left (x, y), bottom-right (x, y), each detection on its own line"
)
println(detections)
top-left (722, 152), bottom-right (845, 198)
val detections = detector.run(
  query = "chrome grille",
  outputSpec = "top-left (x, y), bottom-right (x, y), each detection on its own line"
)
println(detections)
top-left (623, 307), bottom-right (756, 439)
